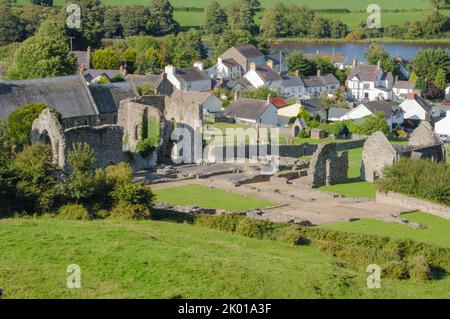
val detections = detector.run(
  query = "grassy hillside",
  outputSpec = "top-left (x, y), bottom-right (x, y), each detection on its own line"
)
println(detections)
top-left (1, 216), bottom-right (450, 298)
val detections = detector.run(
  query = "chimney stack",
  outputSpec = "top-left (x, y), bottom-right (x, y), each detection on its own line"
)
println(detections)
top-left (294, 70), bottom-right (300, 78)
top-left (165, 65), bottom-right (176, 75)
top-left (377, 59), bottom-right (382, 69)
top-left (86, 46), bottom-right (91, 69)
top-left (250, 62), bottom-right (256, 71)
top-left (352, 59), bottom-right (358, 68)
top-left (395, 75), bottom-right (398, 83)
top-left (407, 91), bottom-right (415, 100)
top-left (267, 94), bottom-right (272, 104)
top-left (317, 69), bottom-right (321, 77)
top-left (266, 59), bottom-right (273, 69)
top-left (234, 90), bottom-right (241, 101)
top-left (194, 61), bottom-right (204, 71)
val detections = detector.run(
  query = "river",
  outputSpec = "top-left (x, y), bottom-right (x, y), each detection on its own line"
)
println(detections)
top-left (270, 42), bottom-right (450, 62)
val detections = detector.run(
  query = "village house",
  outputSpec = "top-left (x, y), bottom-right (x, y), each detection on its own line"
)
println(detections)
top-left (327, 107), bottom-right (351, 122)
top-left (280, 71), bottom-right (305, 98)
top-left (399, 92), bottom-right (432, 128)
top-left (346, 60), bottom-right (394, 101)
top-left (224, 97), bottom-right (278, 126)
top-left (211, 78), bottom-right (242, 91)
top-left (126, 73), bottom-right (174, 96)
top-left (171, 90), bottom-right (222, 114)
top-left (303, 50), bottom-right (348, 70)
top-left (302, 70), bottom-right (340, 96)
top-left (393, 80), bottom-right (415, 101)
top-left (165, 62), bottom-right (211, 92)
top-left (277, 102), bottom-right (302, 125)
top-left (219, 44), bottom-right (266, 75)
top-left (339, 100), bottom-right (404, 132)
top-left (243, 61), bottom-right (283, 89)
top-left (435, 110), bottom-right (450, 137)
top-left (83, 66), bottom-right (127, 84)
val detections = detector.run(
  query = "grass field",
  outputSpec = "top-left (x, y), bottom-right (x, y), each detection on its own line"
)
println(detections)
top-left (2, 216), bottom-right (450, 298)
top-left (324, 211), bottom-right (450, 248)
top-left (153, 184), bottom-right (277, 210)
top-left (319, 147), bottom-right (376, 198)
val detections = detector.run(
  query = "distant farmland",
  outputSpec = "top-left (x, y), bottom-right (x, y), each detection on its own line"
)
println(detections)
top-left (16, 0), bottom-right (445, 31)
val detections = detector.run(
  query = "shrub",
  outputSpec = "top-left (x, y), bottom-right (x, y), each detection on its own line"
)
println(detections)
top-left (195, 214), bottom-right (242, 232)
top-left (382, 261), bottom-right (409, 280)
top-left (235, 218), bottom-right (263, 239)
top-left (276, 225), bottom-right (308, 246)
top-left (111, 203), bottom-right (151, 220)
top-left (408, 256), bottom-right (433, 282)
top-left (111, 182), bottom-right (153, 207)
top-left (6, 103), bottom-right (48, 149)
top-left (94, 209), bottom-right (111, 219)
top-left (105, 162), bottom-right (133, 185)
top-left (377, 158), bottom-right (450, 206)
top-left (58, 204), bottom-right (91, 220)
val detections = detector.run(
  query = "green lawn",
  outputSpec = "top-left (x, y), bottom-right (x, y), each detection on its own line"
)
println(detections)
top-left (1, 216), bottom-right (450, 298)
top-left (323, 211), bottom-right (450, 248)
top-left (320, 147), bottom-right (376, 198)
top-left (153, 184), bottom-right (277, 211)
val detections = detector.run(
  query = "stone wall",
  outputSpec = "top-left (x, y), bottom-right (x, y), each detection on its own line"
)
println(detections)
top-left (376, 191), bottom-right (450, 220)
top-left (308, 142), bottom-right (348, 187)
top-left (65, 125), bottom-right (125, 168)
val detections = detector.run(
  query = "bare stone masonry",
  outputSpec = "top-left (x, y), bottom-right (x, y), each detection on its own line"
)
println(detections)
top-left (308, 142), bottom-right (348, 188)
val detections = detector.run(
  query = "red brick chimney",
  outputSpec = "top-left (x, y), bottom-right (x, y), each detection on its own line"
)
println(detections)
top-left (407, 91), bottom-right (415, 100)
top-left (295, 70), bottom-right (300, 78)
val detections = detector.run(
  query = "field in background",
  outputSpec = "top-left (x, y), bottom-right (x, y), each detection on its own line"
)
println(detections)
top-left (323, 211), bottom-right (450, 248)
top-left (2, 216), bottom-right (450, 298)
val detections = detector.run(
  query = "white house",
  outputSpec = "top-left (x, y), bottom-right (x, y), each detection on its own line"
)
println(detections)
top-left (243, 61), bottom-right (283, 89)
top-left (399, 92), bottom-right (432, 126)
top-left (302, 70), bottom-right (340, 96)
top-left (339, 100), bottom-right (404, 132)
top-left (206, 57), bottom-right (243, 80)
top-left (280, 72), bottom-right (305, 98)
top-left (165, 62), bottom-right (211, 92)
top-left (224, 97), bottom-right (278, 126)
top-left (435, 110), bottom-right (450, 136)
top-left (171, 90), bottom-right (222, 114)
top-left (393, 80), bottom-right (415, 101)
top-left (346, 60), bottom-right (394, 101)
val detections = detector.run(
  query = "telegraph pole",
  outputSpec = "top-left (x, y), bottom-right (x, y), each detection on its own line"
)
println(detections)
top-left (68, 36), bottom-right (75, 52)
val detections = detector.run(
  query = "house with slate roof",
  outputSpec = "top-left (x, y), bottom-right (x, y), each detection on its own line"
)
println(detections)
top-left (224, 97), bottom-right (277, 126)
top-left (346, 60), bottom-right (394, 101)
top-left (399, 92), bottom-right (432, 127)
top-left (171, 90), bottom-right (222, 114)
top-left (165, 62), bottom-right (211, 92)
top-left (243, 62), bottom-right (283, 89)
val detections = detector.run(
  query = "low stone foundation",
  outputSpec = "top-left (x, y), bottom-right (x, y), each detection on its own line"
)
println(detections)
top-left (375, 191), bottom-right (450, 220)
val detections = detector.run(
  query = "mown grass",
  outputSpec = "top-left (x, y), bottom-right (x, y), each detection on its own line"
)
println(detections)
top-left (323, 211), bottom-right (450, 248)
top-left (153, 184), bottom-right (277, 210)
top-left (1, 216), bottom-right (450, 298)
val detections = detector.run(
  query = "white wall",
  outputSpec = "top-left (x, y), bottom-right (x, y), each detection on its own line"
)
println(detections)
top-left (435, 111), bottom-right (450, 135)
top-left (399, 99), bottom-right (429, 121)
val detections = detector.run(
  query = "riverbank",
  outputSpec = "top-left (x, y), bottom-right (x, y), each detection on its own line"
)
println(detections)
top-left (270, 37), bottom-right (450, 45)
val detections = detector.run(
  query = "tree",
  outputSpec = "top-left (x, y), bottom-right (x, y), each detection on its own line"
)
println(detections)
top-left (227, 0), bottom-right (256, 32)
top-left (149, 0), bottom-right (179, 36)
top-left (314, 57), bottom-right (335, 75)
top-left (0, 0), bottom-right (21, 42)
top-left (120, 5), bottom-right (151, 37)
top-left (364, 43), bottom-right (390, 65)
top-left (407, 21), bottom-right (423, 39)
top-left (425, 80), bottom-right (445, 99)
top-left (66, 0), bottom-right (105, 49)
top-left (434, 68), bottom-right (448, 89)
top-left (309, 16), bottom-right (330, 38)
top-left (429, 0), bottom-right (447, 10)
top-left (31, 0), bottom-right (53, 6)
top-left (103, 6), bottom-right (122, 38)
top-left (135, 47), bottom-right (164, 74)
top-left (91, 48), bottom-right (120, 69)
top-left (360, 112), bottom-right (389, 136)
top-left (7, 19), bottom-right (77, 80)
top-left (204, 0), bottom-right (228, 35)
top-left (421, 11), bottom-right (449, 36)
top-left (286, 52), bottom-right (316, 76)
top-left (65, 142), bottom-right (97, 204)
top-left (241, 87), bottom-right (278, 100)
top-left (412, 48), bottom-right (450, 83)
top-left (329, 20), bottom-right (348, 38)
top-left (6, 103), bottom-right (49, 150)
top-left (260, 3), bottom-right (290, 38)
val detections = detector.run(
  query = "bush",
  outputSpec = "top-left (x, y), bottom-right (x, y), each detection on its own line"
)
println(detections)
top-left (276, 225), bottom-right (308, 246)
top-left (58, 204), bottom-right (91, 220)
top-left (195, 214), bottom-right (242, 232)
top-left (382, 261), bottom-right (409, 280)
top-left (105, 162), bottom-right (133, 185)
top-left (6, 103), bottom-right (49, 149)
top-left (408, 256), bottom-right (433, 282)
top-left (111, 182), bottom-right (153, 207)
top-left (235, 218), bottom-right (263, 239)
top-left (111, 203), bottom-right (151, 220)
top-left (377, 158), bottom-right (450, 206)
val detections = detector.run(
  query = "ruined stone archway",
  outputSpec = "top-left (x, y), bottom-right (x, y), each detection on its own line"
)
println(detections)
top-left (30, 108), bottom-right (66, 169)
